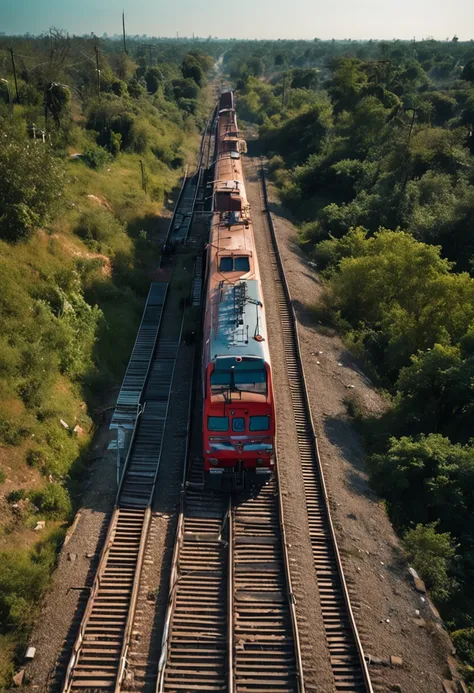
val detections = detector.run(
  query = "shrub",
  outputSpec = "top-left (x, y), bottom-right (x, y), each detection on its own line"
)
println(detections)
top-left (0, 134), bottom-right (65, 241)
top-left (0, 468), bottom-right (5, 484)
top-left (31, 484), bottom-right (72, 519)
top-left (6, 489), bottom-right (26, 503)
top-left (404, 522), bottom-right (457, 602)
top-left (74, 207), bottom-right (126, 253)
top-left (82, 146), bottom-right (113, 170)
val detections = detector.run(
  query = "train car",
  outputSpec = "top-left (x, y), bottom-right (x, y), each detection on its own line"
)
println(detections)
top-left (202, 91), bottom-right (275, 491)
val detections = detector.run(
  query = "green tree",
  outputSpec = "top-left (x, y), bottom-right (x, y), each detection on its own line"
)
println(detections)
top-left (395, 344), bottom-right (474, 440)
top-left (404, 522), bottom-right (456, 602)
top-left (0, 135), bottom-right (64, 241)
top-left (461, 59), bottom-right (474, 84)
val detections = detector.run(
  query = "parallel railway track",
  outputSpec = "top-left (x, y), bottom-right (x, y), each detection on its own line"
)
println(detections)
top-left (158, 467), bottom-right (304, 693)
top-left (60, 110), bottom-right (217, 692)
top-left (258, 162), bottom-right (373, 693)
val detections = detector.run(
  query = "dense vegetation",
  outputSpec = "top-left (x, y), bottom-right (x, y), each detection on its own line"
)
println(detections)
top-left (0, 32), bottom-right (216, 688)
top-left (225, 38), bottom-right (474, 686)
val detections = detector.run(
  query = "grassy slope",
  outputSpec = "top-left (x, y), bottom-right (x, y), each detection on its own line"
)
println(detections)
top-left (0, 130), bottom-right (200, 688)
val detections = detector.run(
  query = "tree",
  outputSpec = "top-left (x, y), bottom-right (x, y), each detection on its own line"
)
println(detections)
top-left (404, 522), bottom-right (456, 602)
top-left (395, 344), bottom-right (474, 440)
top-left (325, 230), bottom-right (474, 375)
top-left (461, 59), bottom-right (474, 84)
top-left (290, 67), bottom-right (319, 90)
top-left (328, 57), bottom-right (368, 112)
top-left (44, 82), bottom-right (70, 126)
top-left (0, 133), bottom-right (64, 241)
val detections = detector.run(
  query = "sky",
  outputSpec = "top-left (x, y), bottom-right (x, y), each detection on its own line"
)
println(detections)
top-left (1, 0), bottom-right (474, 41)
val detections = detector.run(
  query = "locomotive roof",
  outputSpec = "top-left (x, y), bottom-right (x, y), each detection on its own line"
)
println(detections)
top-left (210, 279), bottom-right (267, 362)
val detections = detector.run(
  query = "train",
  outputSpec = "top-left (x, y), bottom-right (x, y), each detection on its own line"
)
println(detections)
top-left (202, 90), bottom-right (275, 491)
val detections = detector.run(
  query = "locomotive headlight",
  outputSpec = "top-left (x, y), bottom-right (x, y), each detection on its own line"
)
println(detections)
top-left (206, 449), bottom-right (211, 454)
top-left (256, 458), bottom-right (263, 464)
top-left (209, 458), bottom-right (218, 465)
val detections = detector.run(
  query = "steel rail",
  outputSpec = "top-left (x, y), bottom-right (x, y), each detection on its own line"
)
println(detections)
top-left (231, 478), bottom-right (304, 693)
top-left (160, 165), bottom-right (189, 257)
top-left (258, 160), bottom-right (373, 693)
top-left (184, 107), bottom-right (217, 243)
top-left (275, 450), bottom-right (306, 693)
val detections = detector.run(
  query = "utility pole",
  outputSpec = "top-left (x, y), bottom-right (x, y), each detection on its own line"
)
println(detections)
top-left (94, 44), bottom-right (101, 99)
top-left (140, 159), bottom-right (147, 194)
top-left (10, 48), bottom-right (19, 103)
top-left (122, 11), bottom-right (127, 54)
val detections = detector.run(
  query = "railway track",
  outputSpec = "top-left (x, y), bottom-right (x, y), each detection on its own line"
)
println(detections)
top-left (258, 162), bottom-right (373, 693)
top-left (59, 112), bottom-right (218, 692)
top-left (158, 468), bottom-right (304, 693)
top-left (232, 480), bottom-right (303, 693)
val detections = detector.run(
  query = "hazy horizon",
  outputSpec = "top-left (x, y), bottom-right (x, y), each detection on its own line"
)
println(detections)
top-left (1, 0), bottom-right (474, 42)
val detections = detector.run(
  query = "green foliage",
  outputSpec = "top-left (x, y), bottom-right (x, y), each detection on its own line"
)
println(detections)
top-left (368, 434), bottom-right (474, 535)
top-left (0, 134), bottom-right (64, 241)
top-left (322, 230), bottom-right (474, 377)
top-left (31, 484), bottom-right (72, 518)
top-left (6, 489), bottom-right (26, 503)
top-left (0, 528), bottom-right (64, 637)
top-left (74, 207), bottom-right (127, 254)
top-left (82, 146), bottom-right (113, 170)
top-left (395, 343), bottom-right (474, 442)
top-left (404, 523), bottom-right (456, 602)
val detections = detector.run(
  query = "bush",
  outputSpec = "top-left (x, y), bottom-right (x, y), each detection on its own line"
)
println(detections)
top-left (7, 489), bottom-right (27, 503)
top-left (0, 468), bottom-right (5, 484)
top-left (82, 146), bottom-right (113, 170)
top-left (404, 522), bottom-right (457, 602)
top-left (0, 134), bottom-right (65, 241)
top-left (74, 207), bottom-right (126, 253)
top-left (31, 484), bottom-right (72, 519)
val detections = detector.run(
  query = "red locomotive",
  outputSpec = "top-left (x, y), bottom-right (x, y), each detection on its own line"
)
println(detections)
top-left (202, 91), bottom-right (275, 490)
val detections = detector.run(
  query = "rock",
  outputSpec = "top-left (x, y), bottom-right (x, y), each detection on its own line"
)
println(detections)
top-left (390, 686), bottom-right (402, 693)
top-left (415, 609), bottom-right (420, 616)
top-left (67, 553), bottom-right (77, 562)
top-left (345, 384), bottom-right (355, 388)
top-left (24, 646), bottom-right (36, 660)
top-left (447, 655), bottom-right (459, 679)
top-left (408, 566), bottom-right (420, 579)
top-left (429, 601), bottom-right (442, 620)
top-left (13, 670), bottom-right (25, 686)
top-left (34, 521), bottom-right (45, 531)
top-left (390, 655), bottom-right (403, 667)
top-left (413, 618), bottom-right (426, 627)
top-left (73, 425), bottom-right (84, 436)
top-left (456, 680), bottom-right (469, 693)
top-left (85, 552), bottom-right (94, 559)
top-left (59, 419), bottom-right (69, 429)
top-left (443, 682), bottom-right (457, 693)
top-left (414, 576), bottom-right (427, 593)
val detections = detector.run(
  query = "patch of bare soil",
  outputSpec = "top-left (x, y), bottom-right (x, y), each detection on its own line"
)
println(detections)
top-left (244, 157), bottom-right (454, 693)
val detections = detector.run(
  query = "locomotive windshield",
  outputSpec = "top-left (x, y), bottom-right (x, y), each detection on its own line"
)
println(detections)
top-left (210, 356), bottom-right (267, 396)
